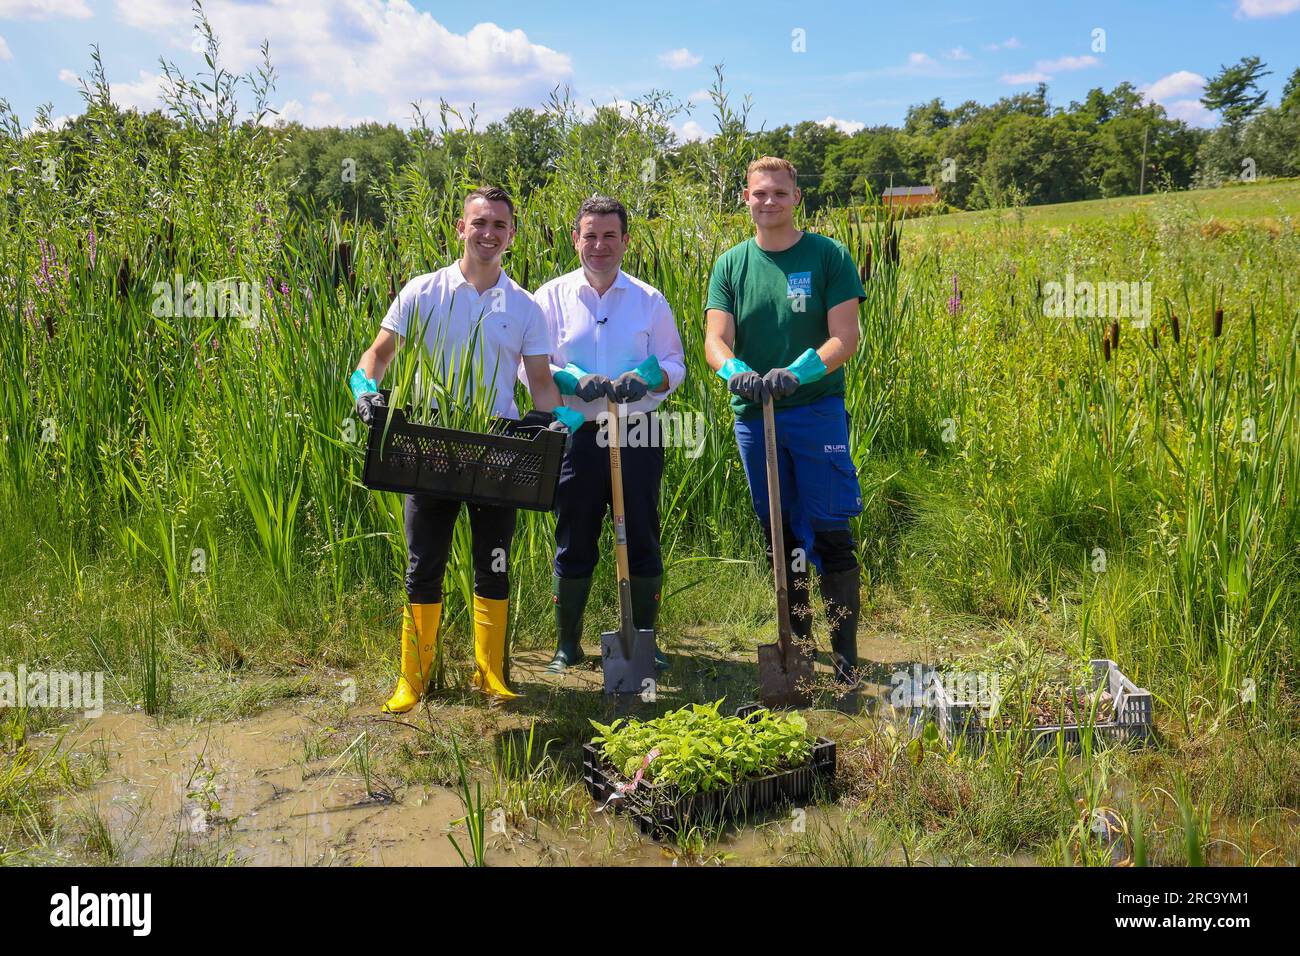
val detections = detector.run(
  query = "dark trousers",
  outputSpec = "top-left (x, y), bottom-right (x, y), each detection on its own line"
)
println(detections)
top-left (404, 493), bottom-right (517, 603)
top-left (553, 424), bottom-right (664, 579)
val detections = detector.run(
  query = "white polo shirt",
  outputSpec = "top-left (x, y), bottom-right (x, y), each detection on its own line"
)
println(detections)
top-left (380, 263), bottom-right (548, 418)
top-left (531, 268), bottom-right (686, 421)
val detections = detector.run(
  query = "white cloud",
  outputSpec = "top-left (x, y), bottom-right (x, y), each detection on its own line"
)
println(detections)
top-left (271, 92), bottom-right (376, 128)
top-left (1035, 54), bottom-right (1098, 72)
top-left (658, 47), bottom-right (701, 70)
top-left (1002, 54), bottom-right (1099, 85)
top-left (818, 115), bottom-right (865, 134)
top-left (1235, 0), bottom-right (1300, 17)
top-left (0, 34), bottom-right (10, 60)
top-left (907, 52), bottom-right (936, 67)
top-left (1144, 70), bottom-right (1206, 102)
top-left (1162, 99), bottom-right (1217, 126)
top-left (984, 37), bottom-right (1021, 51)
top-left (1141, 71), bottom-right (1216, 127)
top-left (0, 0), bottom-right (92, 18)
top-left (58, 67), bottom-right (79, 84)
top-left (1002, 71), bottom-right (1050, 85)
top-left (675, 119), bottom-right (708, 142)
top-left (110, 69), bottom-right (165, 112)
top-left (112, 0), bottom-right (573, 124)
top-left (943, 46), bottom-right (972, 61)
top-left (685, 88), bottom-right (711, 105)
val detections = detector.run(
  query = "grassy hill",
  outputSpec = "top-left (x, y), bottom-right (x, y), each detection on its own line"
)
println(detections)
top-left (899, 177), bottom-right (1300, 235)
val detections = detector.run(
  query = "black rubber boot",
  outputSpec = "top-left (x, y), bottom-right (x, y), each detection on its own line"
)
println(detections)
top-left (630, 574), bottom-right (669, 671)
top-left (819, 566), bottom-right (861, 686)
top-left (547, 574), bottom-right (591, 673)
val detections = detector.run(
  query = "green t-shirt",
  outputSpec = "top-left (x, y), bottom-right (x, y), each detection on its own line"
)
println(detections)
top-left (706, 231), bottom-right (865, 418)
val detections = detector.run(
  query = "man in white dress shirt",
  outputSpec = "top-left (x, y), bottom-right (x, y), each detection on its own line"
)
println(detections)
top-left (532, 196), bottom-right (686, 673)
top-left (348, 186), bottom-right (581, 713)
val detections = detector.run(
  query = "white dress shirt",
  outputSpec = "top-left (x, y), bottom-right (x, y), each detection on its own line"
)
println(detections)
top-left (531, 268), bottom-right (686, 421)
top-left (380, 262), bottom-right (548, 418)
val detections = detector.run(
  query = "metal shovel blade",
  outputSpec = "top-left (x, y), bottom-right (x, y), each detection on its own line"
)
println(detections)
top-left (758, 641), bottom-right (814, 709)
top-left (600, 628), bottom-right (657, 696)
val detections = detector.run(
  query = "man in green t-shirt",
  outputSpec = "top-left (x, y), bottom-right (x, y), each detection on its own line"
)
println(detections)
top-left (704, 156), bottom-right (866, 686)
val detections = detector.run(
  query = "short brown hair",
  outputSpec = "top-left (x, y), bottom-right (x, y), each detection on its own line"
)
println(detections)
top-left (464, 186), bottom-right (515, 221)
top-left (746, 156), bottom-right (798, 186)
top-left (574, 195), bottom-right (628, 235)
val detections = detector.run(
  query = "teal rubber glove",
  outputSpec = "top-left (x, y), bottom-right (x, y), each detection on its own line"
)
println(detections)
top-left (349, 368), bottom-right (385, 425)
top-left (349, 368), bottom-right (378, 401)
top-left (553, 364), bottom-right (583, 396)
top-left (633, 355), bottom-right (666, 390)
top-left (787, 347), bottom-right (828, 384)
top-left (549, 406), bottom-right (586, 433)
top-left (716, 357), bottom-right (752, 381)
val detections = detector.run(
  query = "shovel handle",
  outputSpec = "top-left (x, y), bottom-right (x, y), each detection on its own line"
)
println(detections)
top-left (607, 398), bottom-right (635, 637)
top-left (762, 394), bottom-right (793, 656)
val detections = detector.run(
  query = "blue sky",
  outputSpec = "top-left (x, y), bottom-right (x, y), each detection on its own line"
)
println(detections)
top-left (2, 1), bottom-right (1300, 136)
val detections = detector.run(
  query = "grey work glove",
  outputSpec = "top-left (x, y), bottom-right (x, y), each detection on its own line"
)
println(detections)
top-left (610, 370), bottom-right (651, 404)
top-left (574, 373), bottom-right (616, 403)
top-left (355, 391), bottom-right (386, 426)
top-left (762, 367), bottom-right (801, 400)
top-left (727, 370), bottom-right (767, 403)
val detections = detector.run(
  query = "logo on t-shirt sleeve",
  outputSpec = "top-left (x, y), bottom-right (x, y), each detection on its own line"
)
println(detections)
top-left (786, 272), bottom-right (812, 298)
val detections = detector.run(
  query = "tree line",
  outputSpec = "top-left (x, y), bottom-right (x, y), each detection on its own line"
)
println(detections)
top-left (33, 57), bottom-right (1300, 226)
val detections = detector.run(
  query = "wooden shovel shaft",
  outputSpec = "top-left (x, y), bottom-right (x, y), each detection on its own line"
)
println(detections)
top-left (762, 395), bottom-right (793, 657)
top-left (607, 398), bottom-right (635, 637)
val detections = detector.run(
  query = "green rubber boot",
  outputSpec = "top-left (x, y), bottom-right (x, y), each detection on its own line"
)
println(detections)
top-left (630, 574), bottom-right (669, 671)
top-left (547, 574), bottom-right (592, 674)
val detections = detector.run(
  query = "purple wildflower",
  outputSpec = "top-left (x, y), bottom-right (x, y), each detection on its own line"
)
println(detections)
top-left (947, 273), bottom-right (962, 316)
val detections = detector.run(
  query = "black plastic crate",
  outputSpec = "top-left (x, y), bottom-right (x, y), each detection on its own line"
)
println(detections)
top-left (362, 400), bottom-right (564, 511)
top-left (913, 658), bottom-right (1154, 754)
top-left (583, 705), bottom-right (837, 838)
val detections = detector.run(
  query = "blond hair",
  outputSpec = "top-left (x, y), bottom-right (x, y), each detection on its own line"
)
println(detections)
top-left (746, 156), bottom-right (798, 186)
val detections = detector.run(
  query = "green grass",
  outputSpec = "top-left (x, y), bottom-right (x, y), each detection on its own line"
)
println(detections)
top-left (902, 176), bottom-right (1300, 235)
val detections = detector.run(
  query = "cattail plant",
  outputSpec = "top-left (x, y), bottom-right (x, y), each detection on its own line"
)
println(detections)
top-left (1213, 307), bottom-right (1224, 338)
top-left (1171, 313), bottom-right (1181, 343)
top-left (1110, 320), bottom-right (1120, 351)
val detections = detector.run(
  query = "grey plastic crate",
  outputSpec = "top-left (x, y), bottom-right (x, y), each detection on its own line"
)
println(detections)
top-left (913, 658), bottom-right (1154, 754)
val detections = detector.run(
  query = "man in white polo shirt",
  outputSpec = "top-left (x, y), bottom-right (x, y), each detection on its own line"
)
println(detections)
top-left (349, 186), bottom-right (581, 713)
top-left (533, 195), bottom-right (686, 673)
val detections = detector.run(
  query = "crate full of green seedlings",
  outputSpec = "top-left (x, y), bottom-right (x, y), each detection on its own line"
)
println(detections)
top-left (583, 701), bottom-right (836, 837)
top-left (362, 390), bottom-right (564, 510)
top-left (917, 659), bottom-right (1153, 753)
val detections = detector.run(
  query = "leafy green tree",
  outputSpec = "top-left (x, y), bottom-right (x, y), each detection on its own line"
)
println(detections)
top-left (1201, 56), bottom-right (1271, 132)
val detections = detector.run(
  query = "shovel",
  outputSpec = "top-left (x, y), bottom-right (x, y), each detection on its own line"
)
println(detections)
top-left (600, 398), bottom-right (658, 696)
top-left (757, 391), bottom-right (814, 709)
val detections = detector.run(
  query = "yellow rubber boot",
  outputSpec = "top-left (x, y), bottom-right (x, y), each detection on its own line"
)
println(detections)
top-left (382, 602), bottom-right (441, 714)
top-left (471, 595), bottom-right (519, 700)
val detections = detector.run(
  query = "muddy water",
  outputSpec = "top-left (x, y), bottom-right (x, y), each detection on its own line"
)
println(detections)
top-left (53, 703), bottom-right (866, 867)
top-left (61, 710), bottom-right (487, 865)
top-left (50, 630), bottom-right (929, 867)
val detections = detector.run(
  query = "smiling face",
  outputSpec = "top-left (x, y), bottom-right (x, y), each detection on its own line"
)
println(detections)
top-left (743, 169), bottom-right (801, 231)
top-left (457, 197), bottom-right (515, 265)
top-left (573, 212), bottom-right (628, 278)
